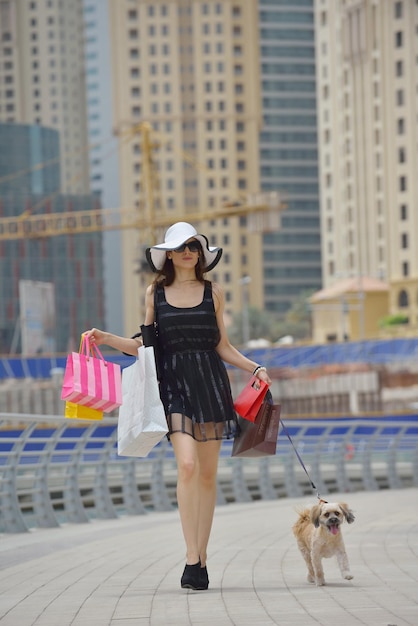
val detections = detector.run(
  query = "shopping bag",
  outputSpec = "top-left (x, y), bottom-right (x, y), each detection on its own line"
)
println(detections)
top-left (117, 345), bottom-right (168, 457)
top-left (233, 376), bottom-right (269, 422)
top-left (61, 334), bottom-right (122, 412)
top-left (64, 401), bottom-right (103, 421)
top-left (232, 395), bottom-right (281, 458)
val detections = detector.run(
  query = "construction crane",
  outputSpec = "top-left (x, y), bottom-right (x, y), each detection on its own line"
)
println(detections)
top-left (0, 122), bottom-right (286, 241)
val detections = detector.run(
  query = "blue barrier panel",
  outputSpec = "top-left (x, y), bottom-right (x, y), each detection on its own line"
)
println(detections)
top-left (3, 338), bottom-right (418, 379)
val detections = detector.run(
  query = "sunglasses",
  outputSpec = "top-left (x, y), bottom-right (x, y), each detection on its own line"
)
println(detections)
top-left (172, 241), bottom-right (202, 253)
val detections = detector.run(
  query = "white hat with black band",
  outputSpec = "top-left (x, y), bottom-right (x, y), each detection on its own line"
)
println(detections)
top-left (146, 222), bottom-right (222, 273)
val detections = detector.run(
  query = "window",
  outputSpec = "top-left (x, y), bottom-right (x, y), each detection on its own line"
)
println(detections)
top-left (395, 1), bottom-right (403, 18)
top-left (401, 233), bottom-right (408, 248)
top-left (395, 31), bottom-right (403, 47)
top-left (399, 147), bottom-right (406, 163)
top-left (399, 176), bottom-right (407, 191)
top-left (397, 89), bottom-right (404, 105)
top-left (401, 263), bottom-right (409, 278)
top-left (396, 60), bottom-right (403, 76)
top-left (400, 204), bottom-right (407, 220)
top-left (397, 118), bottom-right (405, 134)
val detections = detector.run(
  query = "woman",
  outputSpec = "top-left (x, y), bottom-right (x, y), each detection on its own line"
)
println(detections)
top-left (86, 222), bottom-right (271, 591)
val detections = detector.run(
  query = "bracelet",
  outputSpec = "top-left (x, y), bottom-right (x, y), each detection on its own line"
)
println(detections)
top-left (253, 365), bottom-right (267, 377)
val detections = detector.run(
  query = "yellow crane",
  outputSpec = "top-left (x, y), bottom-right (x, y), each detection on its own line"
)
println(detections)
top-left (0, 123), bottom-right (286, 241)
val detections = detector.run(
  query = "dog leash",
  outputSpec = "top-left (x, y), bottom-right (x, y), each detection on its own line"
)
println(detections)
top-left (280, 418), bottom-right (326, 502)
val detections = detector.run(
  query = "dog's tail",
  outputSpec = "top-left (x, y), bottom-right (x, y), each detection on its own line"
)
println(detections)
top-left (292, 508), bottom-right (311, 535)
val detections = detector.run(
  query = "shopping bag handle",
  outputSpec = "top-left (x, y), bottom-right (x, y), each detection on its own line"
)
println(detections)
top-left (80, 333), bottom-right (107, 364)
top-left (248, 376), bottom-right (269, 394)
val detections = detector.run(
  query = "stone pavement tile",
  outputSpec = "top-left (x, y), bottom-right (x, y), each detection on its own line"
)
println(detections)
top-left (0, 489), bottom-right (417, 625)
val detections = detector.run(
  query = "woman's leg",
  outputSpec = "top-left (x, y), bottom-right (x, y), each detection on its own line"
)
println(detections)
top-left (196, 439), bottom-right (222, 567)
top-left (170, 431), bottom-right (200, 565)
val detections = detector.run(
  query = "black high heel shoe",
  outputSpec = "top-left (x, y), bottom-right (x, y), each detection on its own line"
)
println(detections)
top-left (199, 564), bottom-right (209, 590)
top-left (181, 561), bottom-right (203, 590)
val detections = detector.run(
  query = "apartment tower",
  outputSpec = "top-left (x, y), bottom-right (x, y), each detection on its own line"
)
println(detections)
top-left (0, 0), bottom-right (89, 193)
top-left (83, 0), bottom-right (122, 333)
top-left (109, 0), bottom-right (263, 336)
top-left (259, 0), bottom-right (322, 317)
top-left (315, 0), bottom-right (418, 329)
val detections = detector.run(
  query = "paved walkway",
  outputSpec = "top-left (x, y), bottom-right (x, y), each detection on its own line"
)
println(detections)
top-left (0, 488), bottom-right (417, 626)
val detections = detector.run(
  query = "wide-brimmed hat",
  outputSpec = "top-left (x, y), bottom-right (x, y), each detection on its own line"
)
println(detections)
top-left (146, 222), bottom-right (222, 273)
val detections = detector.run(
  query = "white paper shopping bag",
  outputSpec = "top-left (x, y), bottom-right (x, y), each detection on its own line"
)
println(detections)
top-left (117, 346), bottom-right (167, 457)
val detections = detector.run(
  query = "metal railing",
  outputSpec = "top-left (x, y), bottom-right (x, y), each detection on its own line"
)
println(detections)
top-left (1, 413), bottom-right (417, 533)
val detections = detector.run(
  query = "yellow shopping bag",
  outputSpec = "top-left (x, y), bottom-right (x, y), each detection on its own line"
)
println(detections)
top-left (65, 401), bottom-right (103, 421)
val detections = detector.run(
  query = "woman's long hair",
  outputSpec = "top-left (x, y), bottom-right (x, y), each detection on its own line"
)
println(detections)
top-left (153, 248), bottom-right (205, 287)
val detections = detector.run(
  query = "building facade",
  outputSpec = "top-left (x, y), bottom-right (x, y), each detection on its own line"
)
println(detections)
top-left (0, 123), bottom-right (104, 354)
top-left (259, 0), bottom-right (322, 316)
top-left (109, 0), bottom-right (264, 336)
top-left (83, 0), bottom-right (123, 334)
top-left (315, 0), bottom-right (418, 333)
top-left (0, 0), bottom-right (90, 194)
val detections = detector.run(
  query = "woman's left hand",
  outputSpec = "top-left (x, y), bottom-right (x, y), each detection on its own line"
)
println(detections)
top-left (255, 369), bottom-right (272, 386)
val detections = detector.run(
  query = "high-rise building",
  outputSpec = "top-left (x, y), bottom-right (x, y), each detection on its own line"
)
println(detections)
top-left (109, 0), bottom-right (264, 336)
top-left (0, 123), bottom-right (104, 354)
top-left (0, 0), bottom-right (90, 194)
top-left (259, 0), bottom-right (322, 316)
top-left (83, 0), bottom-right (122, 334)
top-left (315, 0), bottom-right (418, 329)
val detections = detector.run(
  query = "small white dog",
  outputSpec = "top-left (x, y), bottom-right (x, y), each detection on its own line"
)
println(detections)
top-left (293, 500), bottom-right (355, 586)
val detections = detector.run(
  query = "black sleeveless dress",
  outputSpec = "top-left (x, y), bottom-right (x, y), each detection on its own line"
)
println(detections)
top-left (155, 281), bottom-right (238, 441)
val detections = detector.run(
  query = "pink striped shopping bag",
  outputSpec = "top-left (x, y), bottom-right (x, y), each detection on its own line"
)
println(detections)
top-left (61, 334), bottom-right (122, 412)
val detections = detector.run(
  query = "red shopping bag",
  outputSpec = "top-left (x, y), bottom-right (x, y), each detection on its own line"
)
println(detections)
top-left (233, 376), bottom-right (269, 423)
top-left (61, 334), bottom-right (122, 412)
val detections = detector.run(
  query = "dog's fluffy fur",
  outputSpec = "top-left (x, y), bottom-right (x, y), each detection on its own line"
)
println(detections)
top-left (292, 501), bottom-right (355, 586)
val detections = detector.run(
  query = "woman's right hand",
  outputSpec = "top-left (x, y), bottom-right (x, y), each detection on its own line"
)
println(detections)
top-left (84, 327), bottom-right (107, 347)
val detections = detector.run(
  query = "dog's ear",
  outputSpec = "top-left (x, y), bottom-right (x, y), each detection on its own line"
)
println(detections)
top-left (310, 504), bottom-right (321, 528)
top-left (339, 502), bottom-right (355, 524)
